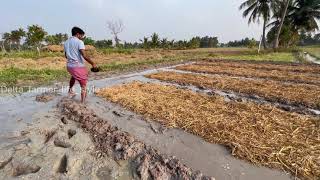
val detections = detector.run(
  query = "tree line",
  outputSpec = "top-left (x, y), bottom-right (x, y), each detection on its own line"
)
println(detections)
top-left (222, 38), bottom-right (258, 48)
top-left (239, 0), bottom-right (320, 50)
top-left (84, 33), bottom-right (219, 50)
top-left (0, 25), bottom-right (68, 54)
top-left (0, 25), bottom-right (219, 52)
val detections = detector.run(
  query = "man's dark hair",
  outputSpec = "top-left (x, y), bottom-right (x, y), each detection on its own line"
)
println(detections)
top-left (72, 27), bottom-right (85, 36)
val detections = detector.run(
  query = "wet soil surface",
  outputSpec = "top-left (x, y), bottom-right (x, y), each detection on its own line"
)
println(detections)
top-left (0, 63), bottom-right (301, 179)
top-left (0, 108), bottom-right (133, 179)
top-left (35, 91), bottom-right (60, 103)
top-left (59, 98), bottom-right (214, 180)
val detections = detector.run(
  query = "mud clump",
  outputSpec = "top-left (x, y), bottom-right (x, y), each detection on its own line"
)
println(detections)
top-left (58, 98), bottom-right (214, 179)
top-left (54, 138), bottom-right (71, 148)
top-left (0, 157), bottom-right (13, 170)
top-left (43, 129), bottom-right (56, 143)
top-left (35, 92), bottom-right (58, 103)
top-left (12, 163), bottom-right (41, 177)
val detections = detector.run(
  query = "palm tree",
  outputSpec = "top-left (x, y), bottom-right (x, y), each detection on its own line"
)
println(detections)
top-left (289, 0), bottom-right (320, 31)
top-left (140, 37), bottom-right (150, 49)
top-left (2, 32), bottom-right (12, 51)
top-left (10, 28), bottom-right (26, 51)
top-left (150, 33), bottom-right (160, 49)
top-left (273, 0), bottom-right (291, 49)
top-left (271, 0), bottom-right (320, 48)
top-left (240, 0), bottom-right (272, 49)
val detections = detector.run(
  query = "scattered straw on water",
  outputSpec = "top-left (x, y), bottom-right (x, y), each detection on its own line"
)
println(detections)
top-left (146, 71), bottom-right (320, 110)
top-left (97, 82), bottom-right (320, 179)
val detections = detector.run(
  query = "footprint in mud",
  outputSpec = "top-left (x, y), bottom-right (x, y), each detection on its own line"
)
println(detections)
top-left (0, 157), bottom-right (13, 170)
top-left (55, 154), bottom-right (68, 174)
top-left (44, 130), bottom-right (56, 144)
top-left (67, 129), bottom-right (77, 139)
top-left (61, 117), bottom-right (68, 124)
top-left (54, 138), bottom-right (71, 148)
top-left (12, 163), bottom-right (41, 177)
top-left (96, 167), bottom-right (113, 180)
top-left (112, 110), bottom-right (125, 117)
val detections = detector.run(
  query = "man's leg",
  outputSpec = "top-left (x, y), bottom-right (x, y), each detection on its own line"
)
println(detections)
top-left (80, 80), bottom-right (87, 103)
top-left (68, 76), bottom-right (76, 95)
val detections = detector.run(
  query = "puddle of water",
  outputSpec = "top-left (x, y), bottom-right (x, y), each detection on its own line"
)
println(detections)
top-left (304, 53), bottom-right (320, 64)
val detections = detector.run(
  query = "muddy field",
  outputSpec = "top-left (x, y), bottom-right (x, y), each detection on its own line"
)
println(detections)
top-left (97, 82), bottom-right (320, 179)
top-left (1, 58), bottom-right (319, 180)
top-left (94, 59), bottom-right (320, 179)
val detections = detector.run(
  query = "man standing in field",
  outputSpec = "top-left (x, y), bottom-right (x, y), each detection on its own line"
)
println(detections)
top-left (64, 27), bottom-right (96, 103)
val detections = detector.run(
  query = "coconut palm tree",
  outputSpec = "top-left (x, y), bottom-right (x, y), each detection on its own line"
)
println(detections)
top-left (239, 0), bottom-right (272, 49)
top-left (273, 0), bottom-right (291, 49)
top-left (270, 0), bottom-right (320, 48)
top-left (289, 0), bottom-right (320, 31)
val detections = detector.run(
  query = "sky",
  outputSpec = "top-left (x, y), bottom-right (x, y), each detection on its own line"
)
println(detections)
top-left (0, 0), bottom-right (263, 43)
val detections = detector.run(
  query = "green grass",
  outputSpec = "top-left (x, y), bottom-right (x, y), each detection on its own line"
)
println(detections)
top-left (0, 51), bottom-right (63, 59)
top-left (100, 57), bottom-right (184, 72)
top-left (0, 57), bottom-right (185, 88)
top-left (208, 52), bottom-right (296, 62)
top-left (98, 48), bottom-right (135, 55)
top-left (0, 68), bottom-right (68, 87)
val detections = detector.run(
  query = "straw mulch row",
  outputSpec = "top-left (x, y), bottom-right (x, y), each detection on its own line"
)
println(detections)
top-left (96, 82), bottom-right (320, 179)
top-left (197, 59), bottom-right (320, 74)
top-left (176, 64), bottom-right (320, 85)
top-left (146, 71), bottom-right (320, 110)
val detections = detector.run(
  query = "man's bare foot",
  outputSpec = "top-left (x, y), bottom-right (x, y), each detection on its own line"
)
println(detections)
top-left (68, 91), bottom-right (77, 99)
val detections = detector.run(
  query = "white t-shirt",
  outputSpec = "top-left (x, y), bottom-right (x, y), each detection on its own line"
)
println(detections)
top-left (64, 37), bottom-right (86, 68)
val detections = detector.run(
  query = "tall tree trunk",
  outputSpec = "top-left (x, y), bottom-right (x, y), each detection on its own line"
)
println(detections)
top-left (37, 45), bottom-right (41, 56)
top-left (274, 0), bottom-right (290, 50)
top-left (115, 35), bottom-right (120, 48)
top-left (17, 40), bottom-right (21, 52)
top-left (262, 19), bottom-right (267, 49)
top-left (1, 41), bottom-right (6, 53)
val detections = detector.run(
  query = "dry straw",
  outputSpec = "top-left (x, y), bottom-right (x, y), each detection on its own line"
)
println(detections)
top-left (97, 82), bottom-right (320, 179)
top-left (146, 71), bottom-right (320, 110)
top-left (198, 59), bottom-right (320, 74)
top-left (176, 64), bottom-right (320, 85)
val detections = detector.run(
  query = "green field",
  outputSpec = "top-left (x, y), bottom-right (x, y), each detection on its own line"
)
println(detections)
top-left (209, 52), bottom-right (296, 62)
top-left (0, 47), bottom-right (314, 88)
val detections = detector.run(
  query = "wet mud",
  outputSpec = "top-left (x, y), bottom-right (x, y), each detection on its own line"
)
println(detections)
top-left (58, 98), bottom-right (214, 180)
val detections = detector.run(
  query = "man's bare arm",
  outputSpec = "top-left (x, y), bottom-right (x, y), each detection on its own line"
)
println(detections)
top-left (80, 49), bottom-right (96, 67)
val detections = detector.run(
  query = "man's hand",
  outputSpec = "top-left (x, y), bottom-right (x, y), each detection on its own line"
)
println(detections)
top-left (92, 63), bottom-right (97, 68)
